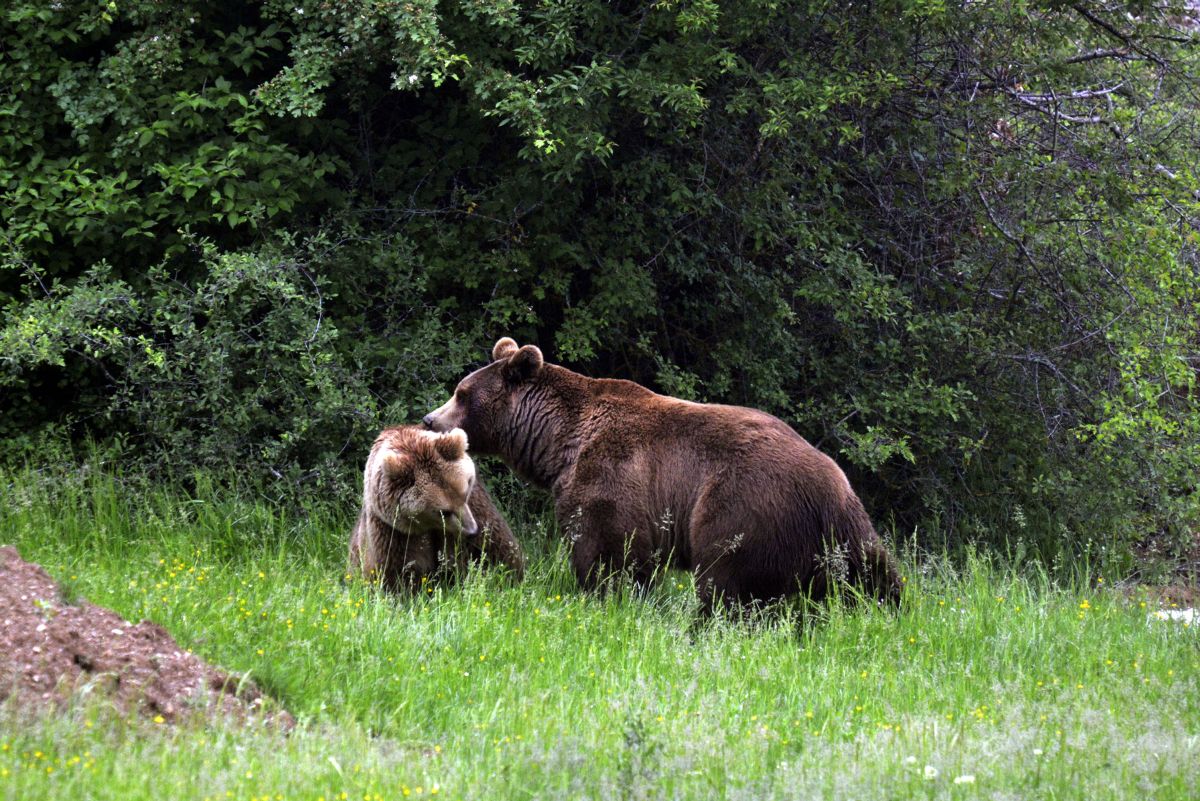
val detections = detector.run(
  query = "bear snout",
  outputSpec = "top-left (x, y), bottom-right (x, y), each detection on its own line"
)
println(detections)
top-left (423, 398), bottom-right (458, 432)
top-left (460, 504), bottom-right (479, 538)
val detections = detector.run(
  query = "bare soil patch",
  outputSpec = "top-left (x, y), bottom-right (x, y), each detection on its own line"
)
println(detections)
top-left (1132, 583), bottom-right (1200, 608)
top-left (0, 545), bottom-right (292, 728)
top-left (1128, 529), bottom-right (1200, 607)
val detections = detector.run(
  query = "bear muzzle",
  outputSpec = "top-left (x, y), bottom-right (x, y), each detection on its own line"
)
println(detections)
top-left (459, 504), bottom-right (479, 538)
top-left (423, 396), bottom-right (459, 432)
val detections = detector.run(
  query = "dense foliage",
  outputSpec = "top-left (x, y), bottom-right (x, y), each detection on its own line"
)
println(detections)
top-left (2, 1), bottom-right (1198, 563)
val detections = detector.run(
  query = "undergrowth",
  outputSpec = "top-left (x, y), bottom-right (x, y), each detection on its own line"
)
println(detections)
top-left (1, 466), bottom-right (1197, 800)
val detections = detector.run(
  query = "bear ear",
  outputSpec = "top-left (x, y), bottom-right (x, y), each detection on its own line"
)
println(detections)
top-left (503, 344), bottom-right (544, 384)
top-left (492, 337), bottom-right (519, 362)
top-left (381, 452), bottom-right (413, 482)
top-left (433, 428), bottom-right (468, 461)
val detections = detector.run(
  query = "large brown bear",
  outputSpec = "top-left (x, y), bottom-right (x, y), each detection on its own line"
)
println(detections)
top-left (424, 338), bottom-right (900, 611)
top-left (349, 425), bottom-right (525, 591)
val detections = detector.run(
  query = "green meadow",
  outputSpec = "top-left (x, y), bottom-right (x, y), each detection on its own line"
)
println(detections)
top-left (1, 467), bottom-right (1197, 801)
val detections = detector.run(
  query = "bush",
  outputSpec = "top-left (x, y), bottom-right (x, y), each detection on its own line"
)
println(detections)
top-left (0, 232), bottom-right (485, 500)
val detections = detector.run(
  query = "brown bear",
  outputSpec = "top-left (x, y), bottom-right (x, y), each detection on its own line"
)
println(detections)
top-left (423, 338), bottom-right (900, 612)
top-left (348, 425), bottom-right (525, 592)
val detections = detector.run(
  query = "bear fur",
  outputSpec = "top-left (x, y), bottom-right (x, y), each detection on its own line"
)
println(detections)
top-left (424, 338), bottom-right (900, 611)
top-left (348, 425), bottom-right (525, 591)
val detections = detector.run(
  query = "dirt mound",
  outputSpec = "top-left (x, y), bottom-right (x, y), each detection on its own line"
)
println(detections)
top-left (0, 546), bottom-right (292, 728)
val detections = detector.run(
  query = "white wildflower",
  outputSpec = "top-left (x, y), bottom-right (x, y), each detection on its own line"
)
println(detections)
top-left (1149, 608), bottom-right (1195, 624)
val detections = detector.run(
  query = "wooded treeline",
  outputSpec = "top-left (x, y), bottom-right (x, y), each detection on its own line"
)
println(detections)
top-left (2, 1), bottom-right (1198, 564)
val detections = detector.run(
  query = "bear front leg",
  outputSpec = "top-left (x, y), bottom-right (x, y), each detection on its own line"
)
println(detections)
top-left (468, 483), bottom-right (526, 580)
top-left (480, 526), bottom-right (526, 580)
top-left (378, 530), bottom-right (438, 593)
top-left (560, 496), bottom-right (655, 592)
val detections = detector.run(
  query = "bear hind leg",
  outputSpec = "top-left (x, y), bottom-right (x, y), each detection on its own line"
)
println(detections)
top-left (847, 539), bottom-right (902, 607)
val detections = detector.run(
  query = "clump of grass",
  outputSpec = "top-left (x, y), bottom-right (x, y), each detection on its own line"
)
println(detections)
top-left (1, 465), bottom-right (1198, 800)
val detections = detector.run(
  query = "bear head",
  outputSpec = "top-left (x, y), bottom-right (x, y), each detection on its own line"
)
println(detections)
top-left (423, 337), bottom-right (544, 453)
top-left (364, 426), bottom-right (479, 537)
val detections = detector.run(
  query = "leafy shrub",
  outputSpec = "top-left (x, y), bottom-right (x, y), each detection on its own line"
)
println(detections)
top-left (0, 233), bottom-right (480, 500)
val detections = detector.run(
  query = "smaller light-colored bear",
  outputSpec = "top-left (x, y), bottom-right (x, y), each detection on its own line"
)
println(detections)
top-left (348, 425), bottom-right (524, 591)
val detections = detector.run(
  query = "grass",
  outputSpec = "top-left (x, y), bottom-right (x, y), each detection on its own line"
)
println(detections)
top-left (1, 465), bottom-right (1198, 801)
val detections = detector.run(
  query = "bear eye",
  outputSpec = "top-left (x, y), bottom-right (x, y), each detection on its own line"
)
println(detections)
top-left (455, 387), bottom-right (469, 401)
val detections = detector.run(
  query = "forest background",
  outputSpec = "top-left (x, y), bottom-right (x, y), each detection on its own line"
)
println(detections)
top-left (2, 0), bottom-right (1198, 574)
